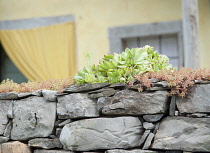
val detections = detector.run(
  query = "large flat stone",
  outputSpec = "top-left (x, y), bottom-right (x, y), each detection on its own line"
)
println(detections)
top-left (42, 90), bottom-right (57, 102)
top-left (60, 117), bottom-right (143, 151)
top-left (102, 90), bottom-right (169, 115)
top-left (11, 97), bottom-right (56, 140)
top-left (0, 93), bottom-right (18, 100)
top-left (28, 138), bottom-right (62, 149)
top-left (152, 116), bottom-right (210, 152)
top-left (106, 150), bottom-right (159, 153)
top-left (0, 100), bottom-right (12, 135)
top-left (0, 141), bottom-right (31, 153)
top-left (63, 83), bottom-right (110, 93)
top-left (176, 84), bottom-right (210, 113)
top-left (34, 150), bottom-right (74, 153)
top-left (57, 93), bottom-right (99, 118)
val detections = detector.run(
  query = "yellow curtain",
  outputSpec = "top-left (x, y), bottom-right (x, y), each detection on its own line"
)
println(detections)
top-left (0, 22), bottom-right (76, 81)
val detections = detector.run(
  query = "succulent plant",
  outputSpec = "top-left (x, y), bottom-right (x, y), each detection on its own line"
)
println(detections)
top-left (74, 45), bottom-right (173, 84)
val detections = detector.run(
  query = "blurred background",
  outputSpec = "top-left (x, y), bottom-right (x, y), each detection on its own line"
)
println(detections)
top-left (0, 0), bottom-right (209, 83)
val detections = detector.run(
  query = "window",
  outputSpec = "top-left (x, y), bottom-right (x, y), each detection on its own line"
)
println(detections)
top-left (109, 20), bottom-right (183, 67)
top-left (0, 43), bottom-right (27, 83)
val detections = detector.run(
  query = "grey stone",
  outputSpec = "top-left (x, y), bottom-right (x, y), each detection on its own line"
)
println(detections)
top-left (55, 120), bottom-right (64, 127)
top-left (143, 114), bottom-right (164, 123)
top-left (83, 152), bottom-right (104, 153)
top-left (18, 92), bottom-right (32, 98)
top-left (0, 92), bottom-right (18, 100)
top-left (57, 96), bottom-right (69, 116)
top-left (3, 121), bottom-right (12, 138)
top-left (97, 97), bottom-right (113, 111)
top-left (175, 111), bottom-right (179, 116)
top-left (59, 93), bottom-right (99, 118)
top-left (0, 100), bottom-right (12, 135)
top-left (55, 93), bottom-right (68, 96)
top-left (49, 135), bottom-right (56, 139)
top-left (186, 113), bottom-right (208, 117)
top-left (0, 136), bottom-right (9, 144)
top-left (58, 115), bottom-right (70, 120)
top-left (109, 83), bottom-right (127, 89)
top-left (34, 150), bottom-right (74, 153)
top-left (60, 117), bottom-right (143, 151)
top-left (28, 138), bottom-right (62, 149)
top-left (11, 97), bottom-right (56, 140)
top-left (32, 90), bottom-right (42, 96)
top-left (169, 95), bottom-right (176, 116)
top-left (149, 78), bottom-right (160, 83)
top-left (153, 81), bottom-right (168, 87)
top-left (42, 90), bottom-right (57, 102)
top-left (146, 87), bottom-right (170, 91)
top-left (102, 90), bottom-right (169, 115)
top-left (88, 92), bottom-right (103, 98)
top-left (165, 151), bottom-right (182, 153)
top-left (153, 123), bottom-right (160, 134)
top-left (176, 84), bottom-right (210, 113)
top-left (151, 116), bottom-right (210, 152)
top-left (143, 122), bottom-right (155, 130)
top-left (63, 83), bottom-right (110, 93)
top-left (139, 130), bottom-right (150, 146)
top-left (106, 149), bottom-right (159, 153)
top-left (7, 101), bottom-right (13, 118)
top-left (129, 85), bottom-right (140, 90)
top-left (142, 133), bottom-right (154, 149)
top-left (56, 128), bottom-right (62, 137)
top-left (58, 119), bottom-right (72, 127)
top-left (200, 81), bottom-right (210, 84)
top-left (88, 88), bottom-right (117, 98)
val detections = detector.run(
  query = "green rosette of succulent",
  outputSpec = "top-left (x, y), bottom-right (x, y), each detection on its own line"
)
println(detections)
top-left (74, 45), bottom-right (173, 84)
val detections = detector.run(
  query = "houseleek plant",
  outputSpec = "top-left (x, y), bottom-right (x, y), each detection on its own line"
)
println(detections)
top-left (74, 45), bottom-right (173, 84)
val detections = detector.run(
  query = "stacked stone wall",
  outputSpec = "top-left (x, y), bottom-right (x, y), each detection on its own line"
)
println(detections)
top-left (0, 82), bottom-right (210, 153)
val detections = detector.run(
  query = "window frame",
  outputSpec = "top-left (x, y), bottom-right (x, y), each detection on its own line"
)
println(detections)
top-left (108, 20), bottom-right (184, 67)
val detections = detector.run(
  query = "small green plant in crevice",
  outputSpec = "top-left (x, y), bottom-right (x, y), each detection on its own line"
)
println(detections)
top-left (74, 45), bottom-right (173, 84)
top-left (134, 67), bottom-right (210, 97)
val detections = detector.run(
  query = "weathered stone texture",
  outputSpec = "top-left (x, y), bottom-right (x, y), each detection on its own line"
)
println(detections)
top-left (102, 90), bottom-right (169, 115)
top-left (42, 90), bottom-right (57, 102)
top-left (106, 149), bottom-right (159, 153)
top-left (57, 93), bottom-right (99, 118)
top-left (0, 141), bottom-right (31, 153)
top-left (0, 100), bottom-right (12, 135)
top-left (28, 138), bottom-right (62, 149)
top-left (152, 116), bottom-right (210, 152)
top-left (0, 136), bottom-right (9, 144)
top-left (176, 84), bottom-right (210, 113)
top-left (143, 114), bottom-right (164, 123)
top-left (34, 150), bottom-right (74, 153)
top-left (0, 93), bottom-right (18, 100)
top-left (60, 117), bottom-right (143, 151)
top-left (63, 83), bottom-right (110, 93)
top-left (11, 97), bottom-right (56, 140)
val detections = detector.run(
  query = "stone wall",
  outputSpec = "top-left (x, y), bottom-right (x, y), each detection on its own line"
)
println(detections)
top-left (0, 82), bottom-right (210, 153)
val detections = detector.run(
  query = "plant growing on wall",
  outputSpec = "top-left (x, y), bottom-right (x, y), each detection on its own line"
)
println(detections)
top-left (0, 78), bottom-right (74, 93)
top-left (74, 45), bottom-right (173, 84)
top-left (134, 67), bottom-right (210, 97)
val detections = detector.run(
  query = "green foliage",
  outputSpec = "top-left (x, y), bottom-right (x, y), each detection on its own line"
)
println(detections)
top-left (0, 78), bottom-right (74, 93)
top-left (134, 67), bottom-right (210, 97)
top-left (74, 45), bottom-right (173, 84)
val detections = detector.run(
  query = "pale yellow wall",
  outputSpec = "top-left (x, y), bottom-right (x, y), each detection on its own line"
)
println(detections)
top-left (0, 0), bottom-right (193, 71)
top-left (199, 0), bottom-right (210, 68)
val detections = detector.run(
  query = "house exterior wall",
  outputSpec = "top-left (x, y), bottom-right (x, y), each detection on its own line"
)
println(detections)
top-left (0, 0), bottom-right (209, 70)
top-left (199, 0), bottom-right (210, 68)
